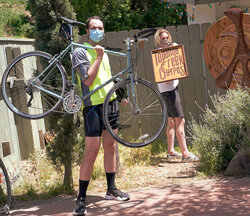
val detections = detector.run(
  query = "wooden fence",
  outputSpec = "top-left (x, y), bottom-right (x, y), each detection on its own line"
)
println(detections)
top-left (0, 38), bottom-right (46, 167)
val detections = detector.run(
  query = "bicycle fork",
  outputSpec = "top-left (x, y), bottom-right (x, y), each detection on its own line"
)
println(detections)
top-left (125, 37), bottom-right (140, 115)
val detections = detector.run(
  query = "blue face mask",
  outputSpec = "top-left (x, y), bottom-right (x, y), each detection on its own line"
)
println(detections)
top-left (89, 29), bottom-right (104, 42)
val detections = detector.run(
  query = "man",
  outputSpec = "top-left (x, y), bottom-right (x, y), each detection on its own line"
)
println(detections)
top-left (72, 16), bottom-right (130, 216)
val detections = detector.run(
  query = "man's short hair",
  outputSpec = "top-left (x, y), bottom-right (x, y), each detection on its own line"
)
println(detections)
top-left (86, 16), bottom-right (104, 29)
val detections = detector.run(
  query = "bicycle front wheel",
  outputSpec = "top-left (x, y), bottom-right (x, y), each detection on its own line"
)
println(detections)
top-left (0, 158), bottom-right (11, 214)
top-left (103, 78), bottom-right (166, 147)
top-left (1, 51), bottom-right (67, 119)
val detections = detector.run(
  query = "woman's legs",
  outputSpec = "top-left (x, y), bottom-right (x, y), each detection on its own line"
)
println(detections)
top-left (174, 117), bottom-right (188, 158)
top-left (166, 117), bottom-right (176, 155)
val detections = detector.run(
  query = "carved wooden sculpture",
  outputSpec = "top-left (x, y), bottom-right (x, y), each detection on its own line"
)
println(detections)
top-left (204, 8), bottom-right (250, 89)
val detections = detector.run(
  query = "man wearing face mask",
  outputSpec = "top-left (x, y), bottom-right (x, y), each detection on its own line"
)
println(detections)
top-left (154, 29), bottom-right (198, 163)
top-left (72, 16), bottom-right (130, 216)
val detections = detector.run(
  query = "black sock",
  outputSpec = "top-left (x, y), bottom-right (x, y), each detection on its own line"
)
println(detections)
top-left (106, 172), bottom-right (116, 191)
top-left (77, 180), bottom-right (89, 200)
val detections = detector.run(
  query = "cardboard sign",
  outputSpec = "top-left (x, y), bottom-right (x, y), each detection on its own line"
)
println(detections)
top-left (151, 45), bottom-right (188, 83)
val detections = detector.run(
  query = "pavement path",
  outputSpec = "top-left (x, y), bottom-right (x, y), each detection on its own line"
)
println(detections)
top-left (9, 177), bottom-right (250, 216)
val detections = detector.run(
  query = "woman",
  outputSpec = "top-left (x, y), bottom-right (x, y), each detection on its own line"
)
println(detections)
top-left (154, 29), bottom-right (198, 162)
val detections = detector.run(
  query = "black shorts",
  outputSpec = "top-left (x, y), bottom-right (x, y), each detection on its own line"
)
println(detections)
top-left (83, 100), bottom-right (119, 137)
top-left (161, 88), bottom-right (184, 118)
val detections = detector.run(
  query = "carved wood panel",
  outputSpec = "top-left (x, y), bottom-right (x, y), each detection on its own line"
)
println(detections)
top-left (204, 9), bottom-right (250, 89)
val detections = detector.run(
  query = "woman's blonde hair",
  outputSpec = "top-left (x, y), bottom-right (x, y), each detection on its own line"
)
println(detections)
top-left (154, 29), bottom-right (172, 47)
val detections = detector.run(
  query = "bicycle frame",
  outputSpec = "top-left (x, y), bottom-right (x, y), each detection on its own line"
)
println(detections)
top-left (31, 35), bottom-right (135, 103)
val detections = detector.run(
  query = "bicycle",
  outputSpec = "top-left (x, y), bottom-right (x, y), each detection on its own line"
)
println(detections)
top-left (0, 158), bottom-right (11, 215)
top-left (1, 17), bottom-right (166, 148)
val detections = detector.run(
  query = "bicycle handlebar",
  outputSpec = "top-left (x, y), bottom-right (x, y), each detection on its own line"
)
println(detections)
top-left (134, 28), bottom-right (157, 42)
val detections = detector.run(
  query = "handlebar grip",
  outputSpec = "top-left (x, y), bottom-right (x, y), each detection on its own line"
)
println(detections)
top-left (134, 28), bottom-right (157, 39)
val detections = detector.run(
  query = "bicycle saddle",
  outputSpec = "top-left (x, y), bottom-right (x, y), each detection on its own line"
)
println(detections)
top-left (59, 16), bottom-right (86, 26)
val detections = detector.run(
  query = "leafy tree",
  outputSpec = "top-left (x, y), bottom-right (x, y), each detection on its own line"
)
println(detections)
top-left (28, 0), bottom-right (84, 190)
top-left (70, 0), bottom-right (187, 34)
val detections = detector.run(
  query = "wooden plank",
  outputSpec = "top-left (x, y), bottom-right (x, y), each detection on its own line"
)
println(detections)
top-left (166, 26), bottom-right (177, 43)
top-left (116, 30), bottom-right (129, 75)
top-left (12, 47), bottom-right (24, 78)
top-left (10, 80), bottom-right (35, 159)
top-left (105, 31), bottom-right (125, 76)
top-left (5, 47), bottom-right (13, 64)
top-left (201, 22), bottom-right (216, 109)
top-left (38, 129), bottom-right (45, 149)
top-left (189, 24), bottom-right (207, 122)
top-left (176, 25), bottom-right (197, 124)
top-left (2, 141), bottom-right (11, 157)
top-left (143, 29), bottom-right (157, 85)
top-left (13, 47), bottom-right (21, 58)
top-left (0, 44), bottom-right (6, 77)
top-left (77, 34), bottom-right (88, 44)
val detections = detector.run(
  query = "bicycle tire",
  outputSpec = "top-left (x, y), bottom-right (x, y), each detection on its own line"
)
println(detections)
top-left (1, 51), bottom-right (67, 119)
top-left (103, 78), bottom-right (166, 147)
top-left (0, 158), bottom-right (11, 214)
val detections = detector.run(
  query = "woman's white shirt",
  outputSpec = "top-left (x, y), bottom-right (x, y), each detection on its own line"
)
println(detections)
top-left (157, 79), bottom-right (179, 93)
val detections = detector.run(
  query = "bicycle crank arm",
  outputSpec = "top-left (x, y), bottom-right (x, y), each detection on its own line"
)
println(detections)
top-left (73, 113), bottom-right (80, 127)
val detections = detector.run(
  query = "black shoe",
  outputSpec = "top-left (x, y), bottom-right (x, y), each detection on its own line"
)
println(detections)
top-left (105, 188), bottom-right (130, 201)
top-left (73, 197), bottom-right (87, 216)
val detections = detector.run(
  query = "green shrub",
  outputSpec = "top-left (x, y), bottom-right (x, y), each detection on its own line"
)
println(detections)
top-left (13, 150), bottom-right (64, 200)
top-left (5, 12), bottom-right (34, 37)
top-left (189, 88), bottom-right (250, 175)
top-left (0, 1), bottom-right (34, 38)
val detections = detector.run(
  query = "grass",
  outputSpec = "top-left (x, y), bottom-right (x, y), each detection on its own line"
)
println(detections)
top-left (11, 141), bottom-right (192, 202)
top-left (10, 150), bottom-right (64, 201)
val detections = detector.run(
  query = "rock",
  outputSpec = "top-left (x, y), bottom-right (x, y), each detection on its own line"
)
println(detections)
top-left (224, 152), bottom-right (250, 176)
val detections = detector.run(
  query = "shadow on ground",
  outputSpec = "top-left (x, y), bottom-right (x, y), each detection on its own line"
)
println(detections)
top-left (9, 176), bottom-right (250, 216)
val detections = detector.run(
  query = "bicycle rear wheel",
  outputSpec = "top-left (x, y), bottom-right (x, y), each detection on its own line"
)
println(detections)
top-left (0, 158), bottom-right (11, 215)
top-left (103, 78), bottom-right (166, 147)
top-left (1, 51), bottom-right (67, 119)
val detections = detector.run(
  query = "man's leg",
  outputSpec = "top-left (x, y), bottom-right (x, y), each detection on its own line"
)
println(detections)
top-left (102, 130), bottom-right (116, 173)
top-left (80, 137), bottom-right (101, 180)
top-left (102, 129), bottom-right (130, 201)
top-left (73, 136), bottom-right (101, 216)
